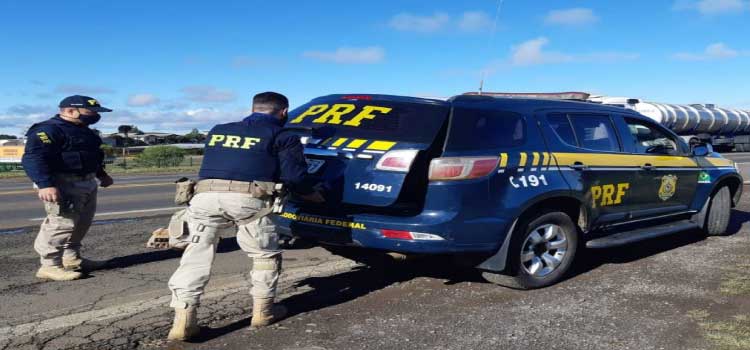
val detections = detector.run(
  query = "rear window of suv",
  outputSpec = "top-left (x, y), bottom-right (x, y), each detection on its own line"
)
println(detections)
top-left (287, 99), bottom-right (449, 143)
top-left (446, 107), bottom-right (525, 151)
top-left (547, 113), bottom-right (621, 152)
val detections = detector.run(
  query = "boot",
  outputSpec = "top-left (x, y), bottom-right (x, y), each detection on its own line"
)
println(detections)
top-left (36, 265), bottom-right (82, 281)
top-left (62, 257), bottom-right (108, 272)
top-left (167, 306), bottom-right (200, 341)
top-left (250, 298), bottom-right (287, 328)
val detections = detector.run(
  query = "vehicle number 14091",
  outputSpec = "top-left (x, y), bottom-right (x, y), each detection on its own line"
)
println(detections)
top-left (354, 182), bottom-right (393, 193)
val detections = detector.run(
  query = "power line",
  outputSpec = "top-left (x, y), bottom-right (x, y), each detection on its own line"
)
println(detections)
top-left (479, 0), bottom-right (505, 95)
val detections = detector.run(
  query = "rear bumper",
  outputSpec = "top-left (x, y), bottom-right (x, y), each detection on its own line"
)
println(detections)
top-left (276, 203), bottom-right (509, 254)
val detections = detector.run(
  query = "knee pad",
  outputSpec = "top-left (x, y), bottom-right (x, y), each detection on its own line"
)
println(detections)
top-left (253, 256), bottom-right (281, 271)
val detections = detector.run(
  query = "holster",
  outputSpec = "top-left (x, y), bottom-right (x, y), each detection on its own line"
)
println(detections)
top-left (174, 177), bottom-right (197, 205)
top-left (236, 182), bottom-right (288, 226)
top-left (168, 209), bottom-right (190, 249)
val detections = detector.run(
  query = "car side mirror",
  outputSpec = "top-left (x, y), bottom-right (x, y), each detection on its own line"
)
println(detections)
top-left (692, 143), bottom-right (712, 157)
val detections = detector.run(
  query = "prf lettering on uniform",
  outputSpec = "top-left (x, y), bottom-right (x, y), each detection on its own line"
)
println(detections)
top-left (590, 183), bottom-right (630, 208)
top-left (289, 104), bottom-right (393, 127)
top-left (207, 134), bottom-right (261, 149)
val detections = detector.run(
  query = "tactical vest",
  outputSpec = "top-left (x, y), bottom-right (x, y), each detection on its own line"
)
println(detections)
top-left (199, 120), bottom-right (282, 182)
top-left (33, 117), bottom-right (104, 175)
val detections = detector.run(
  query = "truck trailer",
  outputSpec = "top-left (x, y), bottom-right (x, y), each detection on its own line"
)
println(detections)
top-left (465, 92), bottom-right (750, 152)
top-left (589, 96), bottom-right (750, 152)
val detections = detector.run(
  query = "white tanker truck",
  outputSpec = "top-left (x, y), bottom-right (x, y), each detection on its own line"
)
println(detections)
top-left (466, 92), bottom-right (750, 152)
top-left (589, 96), bottom-right (750, 152)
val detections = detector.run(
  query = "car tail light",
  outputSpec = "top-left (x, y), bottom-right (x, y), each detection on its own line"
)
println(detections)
top-left (428, 157), bottom-right (499, 181)
top-left (375, 149), bottom-right (419, 172)
top-left (381, 229), bottom-right (413, 240)
top-left (381, 229), bottom-right (444, 241)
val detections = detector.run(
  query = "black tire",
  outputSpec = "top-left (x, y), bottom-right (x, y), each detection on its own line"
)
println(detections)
top-left (484, 211), bottom-right (578, 289)
top-left (704, 186), bottom-right (732, 236)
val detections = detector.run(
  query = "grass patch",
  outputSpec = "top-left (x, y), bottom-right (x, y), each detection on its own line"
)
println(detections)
top-left (0, 165), bottom-right (200, 180)
top-left (720, 263), bottom-right (750, 296)
top-left (104, 165), bottom-right (200, 176)
top-left (720, 273), bottom-right (750, 296)
top-left (689, 310), bottom-right (750, 350)
top-left (699, 315), bottom-right (750, 350)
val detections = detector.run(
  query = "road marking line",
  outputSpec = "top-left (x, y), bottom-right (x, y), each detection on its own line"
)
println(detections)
top-left (29, 207), bottom-right (183, 221)
top-left (0, 258), bottom-right (358, 341)
top-left (0, 182), bottom-right (173, 196)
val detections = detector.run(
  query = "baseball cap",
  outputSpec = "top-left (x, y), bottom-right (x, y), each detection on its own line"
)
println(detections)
top-left (58, 95), bottom-right (113, 112)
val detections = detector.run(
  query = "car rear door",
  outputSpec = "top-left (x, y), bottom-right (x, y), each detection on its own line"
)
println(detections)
top-left (286, 95), bottom-right (450, 208)
top-left (543, 112), bottom-right (636, 226)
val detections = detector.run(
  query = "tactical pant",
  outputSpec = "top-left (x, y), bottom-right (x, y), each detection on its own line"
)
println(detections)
top-left (33, 174), bottom-right (98, 266)
top-left (168, 191), bottom-right (281, 307)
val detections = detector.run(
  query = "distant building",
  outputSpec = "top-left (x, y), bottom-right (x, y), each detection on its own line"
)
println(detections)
top-left (104, 132), bottom-right (178, 145)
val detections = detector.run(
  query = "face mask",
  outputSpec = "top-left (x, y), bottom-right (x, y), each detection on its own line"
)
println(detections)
top-left (78, 111), bottom-right (101, 125)
top-left (280, 111), bottom-right (289, 125)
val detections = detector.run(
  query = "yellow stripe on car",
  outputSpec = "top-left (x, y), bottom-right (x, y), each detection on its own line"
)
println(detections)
top-left (331, 138), bottom-right (349, 147)
top-left (498, 153), bottom-right (509, 173)
top-left (367, 141), bottom-right (397, 151)
top-left (499, 153), bottom-right (508, 167)
top-left (552, 153), bottom-right (698, 167)
top-left (346, 139), bottom-right (368, 149)
top-left (531, 152), bottom-right (540, 170)
top-left (703, 157), bottom-right (733, 167)
top-left (517, 152), bottom-right (528, 172)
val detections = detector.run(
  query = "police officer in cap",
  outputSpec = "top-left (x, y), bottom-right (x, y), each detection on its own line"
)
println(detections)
top-left (166, 91), bottom-right (324, 341)
top-left (22, 95), bottom-right (114, 281)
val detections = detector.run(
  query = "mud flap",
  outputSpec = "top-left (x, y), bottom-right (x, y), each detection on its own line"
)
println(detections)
top-left (475, 218), bottom-right (517, 272)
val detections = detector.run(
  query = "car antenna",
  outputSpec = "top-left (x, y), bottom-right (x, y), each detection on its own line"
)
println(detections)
top-left (479, 0), bottom-right (505, 96)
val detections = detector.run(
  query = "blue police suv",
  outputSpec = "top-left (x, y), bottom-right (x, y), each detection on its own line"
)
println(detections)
top-left (277, 94), bottom-right (743, 288)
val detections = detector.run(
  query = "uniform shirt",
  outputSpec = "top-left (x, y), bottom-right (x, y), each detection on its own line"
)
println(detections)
top-left (199, 113), bottom-right (315, 195)
top-left (22, 115), bottom-right (105, 188)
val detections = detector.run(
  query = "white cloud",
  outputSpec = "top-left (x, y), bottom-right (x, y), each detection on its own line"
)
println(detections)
top-left (0, 104), bottom-right (57, 136)
top-left (303, 46), bottom-right (385, 64)
top-left (388, 12), bottom-right (450, 33)
top-left (181, 86), bottom-right (237, 103)
top-left (458, 11), bottom-right (493, 32)
top-left (673, 0), bottom-right (747, 15)
top-left (510, 38), bottom-right (572, 66)
top-left (544, 8), bottom-right (599, 26)
top-left (99, 107), bottom-right (248, 134)
top-left (388, 11), bottom-right (494, 33)
top-left (127, 93), bottom-right (160, 107)
top-left (508, 37), bottom-right (639, 66)
top-left (54, 84), bottom-right (115, 95)
top-left (673, 42), bottom-right (748, 60)
top-left (0, 102), bottom-right (248, 136)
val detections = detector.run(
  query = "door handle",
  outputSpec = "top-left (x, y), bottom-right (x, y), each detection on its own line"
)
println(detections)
top-left (570, 162), bottom-right (588, 171)
top-left (641, 163), bottom-right (655, 170)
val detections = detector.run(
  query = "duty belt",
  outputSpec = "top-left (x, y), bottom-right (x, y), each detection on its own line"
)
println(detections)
top-left (55, 173), bottom-right (96, 182)
top-left (195, 179), bottom-right (269, 198)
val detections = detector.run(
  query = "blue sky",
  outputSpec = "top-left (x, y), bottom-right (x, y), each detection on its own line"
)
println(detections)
top-left (0, 0), bottom-right (748, 135)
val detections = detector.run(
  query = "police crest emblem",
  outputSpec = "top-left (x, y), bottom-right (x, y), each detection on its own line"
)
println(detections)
top-left (658, 175), bottom-right (678, 201)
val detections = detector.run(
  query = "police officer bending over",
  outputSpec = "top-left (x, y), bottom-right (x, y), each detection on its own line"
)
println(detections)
top-left (167, 92), bottom-right (324, 341)
top-left (22, 95), bottom-right (114, 281)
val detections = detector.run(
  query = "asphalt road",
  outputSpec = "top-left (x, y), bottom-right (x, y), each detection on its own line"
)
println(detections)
top-left (0, 174), bottom-right (194, 231)
top-left (722, 152), bottom-right (750, 164)
top-left (0, 189), bottom-right (749, 349)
